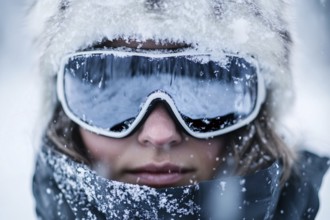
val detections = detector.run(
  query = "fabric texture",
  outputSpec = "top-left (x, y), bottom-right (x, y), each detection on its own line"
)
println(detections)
top-left (33, 136), bottom-right (330, 220)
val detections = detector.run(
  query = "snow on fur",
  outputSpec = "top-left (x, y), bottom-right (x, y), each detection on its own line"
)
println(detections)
top-left (28, 0), bottom-right (295, 123)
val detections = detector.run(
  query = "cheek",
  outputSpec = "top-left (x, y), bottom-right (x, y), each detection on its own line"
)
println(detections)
top-left (201, 143), bottom-right (223, 167)
top-left (193, 139), bottom-right (224, 160)
top-left (79, 128), bottom-right (125, 162)
top-left (189, 138), bottom-right (225, 179)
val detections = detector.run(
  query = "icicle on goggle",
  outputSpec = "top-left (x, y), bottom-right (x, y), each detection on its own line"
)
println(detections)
top-left (57, 50), bottom-right (266, 139)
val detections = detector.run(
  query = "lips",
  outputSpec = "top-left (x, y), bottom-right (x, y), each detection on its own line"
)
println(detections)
top-left (126, 163), bottom-right (194, 188)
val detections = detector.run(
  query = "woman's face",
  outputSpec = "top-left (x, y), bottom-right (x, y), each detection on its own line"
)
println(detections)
top-left (79, 39), bottom-right (226, 188)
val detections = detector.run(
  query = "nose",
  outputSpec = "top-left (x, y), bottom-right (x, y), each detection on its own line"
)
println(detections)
top-left (137, 104), bottom-right (183, 148)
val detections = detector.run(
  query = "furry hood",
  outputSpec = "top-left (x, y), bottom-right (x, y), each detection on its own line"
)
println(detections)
top-left (28, 0), bottom-right (294, 121)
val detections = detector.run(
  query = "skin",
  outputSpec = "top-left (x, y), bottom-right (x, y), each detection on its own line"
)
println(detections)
top-left (80, 40), bottom-right (226, 188)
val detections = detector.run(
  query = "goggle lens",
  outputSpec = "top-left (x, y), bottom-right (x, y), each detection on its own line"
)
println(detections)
top-left (58, 51), bottom-right (265, 138)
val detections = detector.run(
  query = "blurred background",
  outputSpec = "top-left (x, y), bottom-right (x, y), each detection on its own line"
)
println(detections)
top-left (0, 1), bottom-right (39, 220)
top-left (288, 2), bottom-right (330, 219)
top-left (0, 0), bottom-right (329, 219)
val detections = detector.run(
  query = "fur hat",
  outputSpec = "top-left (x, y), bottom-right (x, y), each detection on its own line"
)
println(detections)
top-left (28, 0), bottom-right (294, 127)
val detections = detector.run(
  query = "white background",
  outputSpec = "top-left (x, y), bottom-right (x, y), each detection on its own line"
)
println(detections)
top-left (0, 1), bottom-right (329, 219)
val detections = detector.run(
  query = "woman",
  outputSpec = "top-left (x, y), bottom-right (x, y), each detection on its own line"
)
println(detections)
top-left (29, 0), bottom-right (329, 219)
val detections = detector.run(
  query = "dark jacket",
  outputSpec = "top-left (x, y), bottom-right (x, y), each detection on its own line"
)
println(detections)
top-left (33, 136), bottom-right (330, 220)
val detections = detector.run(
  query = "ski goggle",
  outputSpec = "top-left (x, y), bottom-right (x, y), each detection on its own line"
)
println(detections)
top-left (57, 50), bottom-right (266, 139)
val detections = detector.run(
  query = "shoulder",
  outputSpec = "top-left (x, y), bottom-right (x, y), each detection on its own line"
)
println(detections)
top-left (274, 150), bottom-right (330, 220)
top-left (297, 151), bottom-right (330, 185)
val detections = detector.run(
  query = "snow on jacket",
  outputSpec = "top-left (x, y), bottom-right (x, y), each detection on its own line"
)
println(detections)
top-left (33, 135), bottom-right (329, 220)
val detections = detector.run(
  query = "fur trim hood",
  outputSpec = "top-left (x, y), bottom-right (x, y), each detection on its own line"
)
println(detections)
top-left (28, 0), bottom-right (294, 121)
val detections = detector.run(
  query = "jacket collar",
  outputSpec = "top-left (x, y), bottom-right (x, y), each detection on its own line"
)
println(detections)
top-left (40, 143), bottom-right (282, 219)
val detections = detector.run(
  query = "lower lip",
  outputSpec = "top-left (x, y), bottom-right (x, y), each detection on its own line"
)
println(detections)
top-left (128, 172), bottom-right (187, 187)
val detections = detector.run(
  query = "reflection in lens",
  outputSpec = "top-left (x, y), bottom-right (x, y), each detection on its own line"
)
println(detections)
top-left (63, 53), bottom-right (259, 134)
